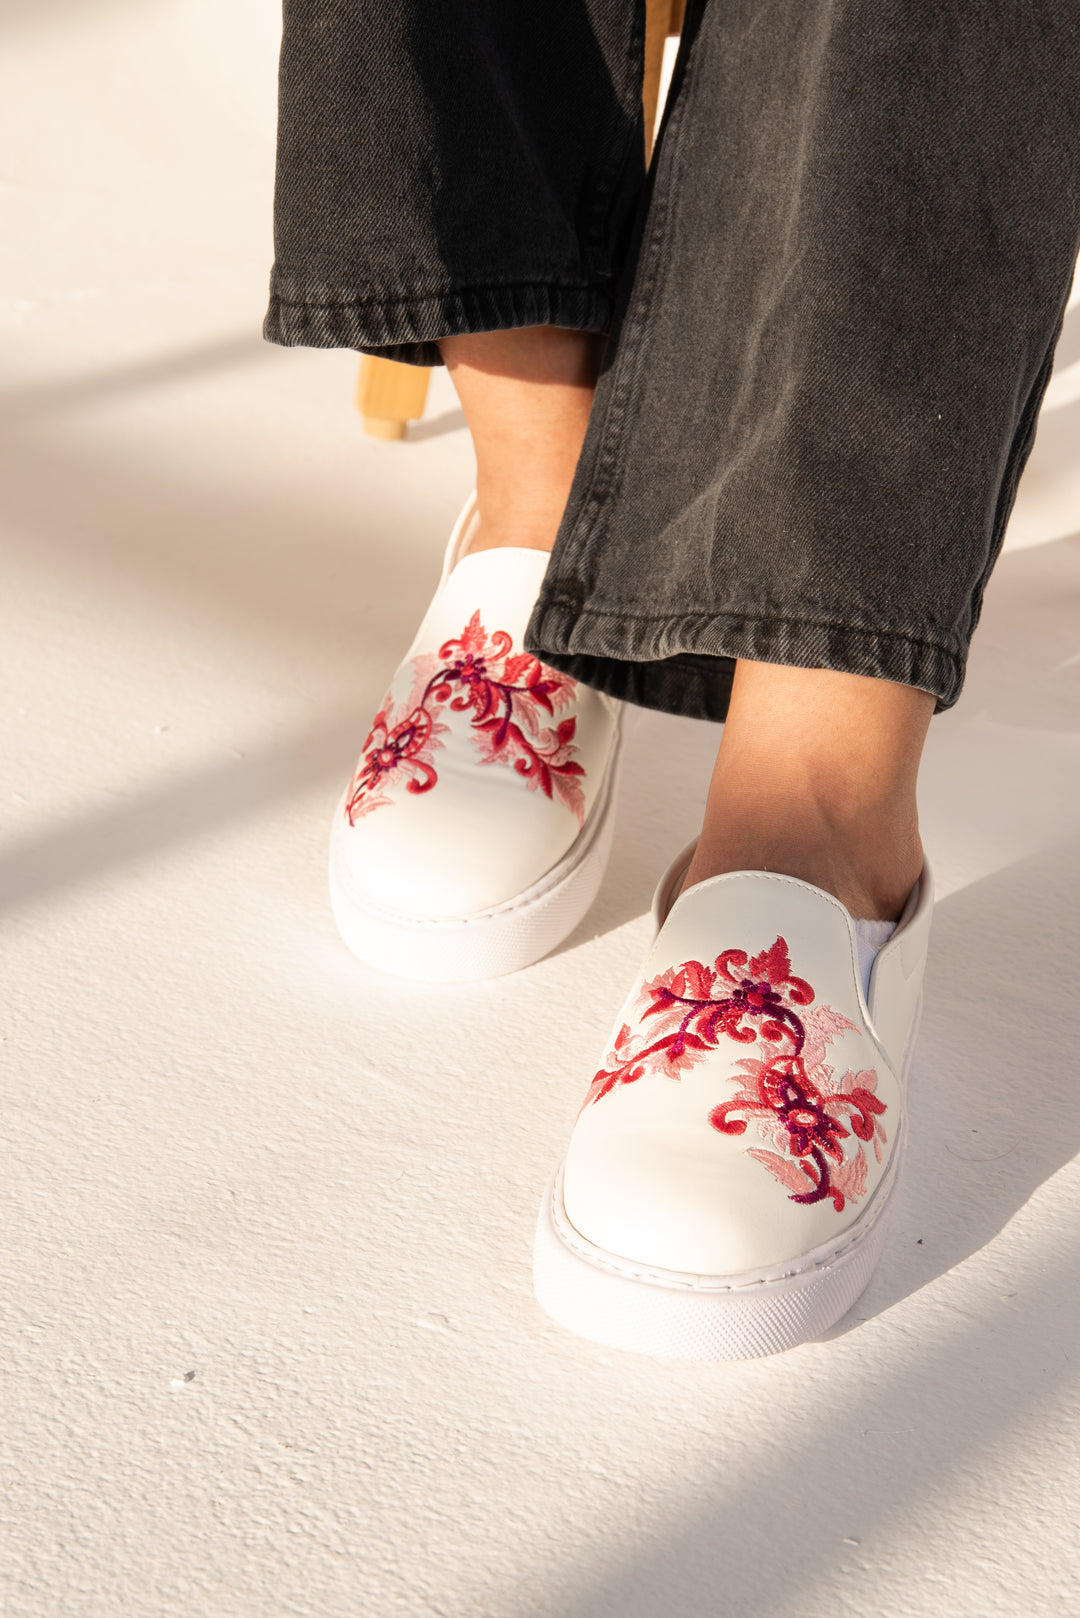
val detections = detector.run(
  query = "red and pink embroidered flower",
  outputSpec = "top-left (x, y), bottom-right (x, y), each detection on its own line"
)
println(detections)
top-left (587, 937), bottom-right (886, 1212)
top-left (346, 611), bottom-right (585, 824)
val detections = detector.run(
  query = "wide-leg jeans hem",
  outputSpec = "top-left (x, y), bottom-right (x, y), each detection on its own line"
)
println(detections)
top-left (263, 277), bottom-right (615, 368)
top-left (526, 598), bottom-right (959, 722)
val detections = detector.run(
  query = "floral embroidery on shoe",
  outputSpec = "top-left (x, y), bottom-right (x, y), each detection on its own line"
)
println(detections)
top-left (586, 936), bottom-right (886, 1213)
top-left (345, 611), bottom-right (585, 824)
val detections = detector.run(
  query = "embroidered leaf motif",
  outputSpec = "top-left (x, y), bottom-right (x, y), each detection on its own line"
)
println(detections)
top-left (675, 960), bottom-right (717, 1001)
top-left (345, 613), bottom-right (585, 825)
top-left (749, 937), bottom-right (791, 985)
top-left (826, 1146), bottom-right (868, 1205)
top-left (344, 655), bottom-right (448, 820)
top-left (745, 1149), bottom-right (819, 1197)
top-left (800, 1003), bottom-right (859, 1081)
top-left (455, 610), bottom-right (489, 658)
top-left (587, 935), bottom-right (886, 1213)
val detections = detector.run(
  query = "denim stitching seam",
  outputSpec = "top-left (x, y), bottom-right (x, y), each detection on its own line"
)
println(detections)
top-left (537, 598), bottom-right (963, 662)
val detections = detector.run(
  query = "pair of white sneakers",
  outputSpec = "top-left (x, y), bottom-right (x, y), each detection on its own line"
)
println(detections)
top-left (331, 500), bottom-right (934, 1360)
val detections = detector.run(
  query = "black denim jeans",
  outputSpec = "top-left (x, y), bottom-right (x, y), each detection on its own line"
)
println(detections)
top-left (267, 0), bottom-right (1080, 720)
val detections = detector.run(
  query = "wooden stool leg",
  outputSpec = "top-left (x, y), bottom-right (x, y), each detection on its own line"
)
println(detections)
top-left (643, 0), bottom-right (670, 158)
top-left (357, 355), bottom-right (431, 440)
top-left (644, 0), bottom-right (685, 160)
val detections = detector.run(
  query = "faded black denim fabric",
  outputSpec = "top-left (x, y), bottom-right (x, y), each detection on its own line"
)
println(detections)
top-left (267, 0), bottom-right (1080, 719)
top-left (266, 0), bottom-right (647, 366)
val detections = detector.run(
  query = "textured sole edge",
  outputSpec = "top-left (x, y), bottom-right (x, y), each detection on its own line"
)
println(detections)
top-left (328, 729), bottom-right (621, 983)
top-left (532, 1141), bottom-right (904, 1361)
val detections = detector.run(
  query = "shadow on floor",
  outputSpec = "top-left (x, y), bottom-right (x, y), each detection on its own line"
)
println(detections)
top-left (834, 833), bottom-right (1080, 1332)
top-left (542, 1218), bottom-right (1080, 1618)
top-left (0, 332), bottom-right (273, 419)
top-left (407, 408), bottom-right (467, 441)
top-left (1, 0), bottom-right (139, 34)
top-left (0, 713), bottom-right (359, 916)
top-left (0, 357), bottom-right (448, 675)
top-left (962, 531), bottom-right (1080, 732)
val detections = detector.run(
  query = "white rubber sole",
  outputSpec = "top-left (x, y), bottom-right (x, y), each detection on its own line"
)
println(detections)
top-left (329, 726), bottom-right (621, 983)
top-left (533, 1135), bottom-right (905, 1360)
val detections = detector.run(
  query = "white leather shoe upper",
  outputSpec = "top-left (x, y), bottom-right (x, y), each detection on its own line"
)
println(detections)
top-left (340, 500), bottom-right (619, 919)
top-left (562, 863), bottom-right (933, 1275)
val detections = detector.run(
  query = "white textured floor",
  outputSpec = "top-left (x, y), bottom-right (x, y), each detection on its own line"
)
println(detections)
top-left (4, 6), bottom-right (1080, 1615)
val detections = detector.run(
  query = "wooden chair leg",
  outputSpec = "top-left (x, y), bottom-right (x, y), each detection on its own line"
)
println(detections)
top-left (644, 0), bottom-right (684, 160)
top-left (643, 0), bottom-right (671, 157)
top-left (357, 355), bottom-right (431, 440)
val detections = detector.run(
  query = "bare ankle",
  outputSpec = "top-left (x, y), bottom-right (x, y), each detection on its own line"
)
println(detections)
top-left (464, 484), bottom-right (569, 556)
top-left (684, 659), bottom-right (934, 920)
top-left (684, 801), bottom-right (923, 920)
top-left (441, 326), bottom-right (602, 557)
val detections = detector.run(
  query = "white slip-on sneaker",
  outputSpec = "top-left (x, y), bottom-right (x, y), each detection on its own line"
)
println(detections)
top-left (330, 497), bottom-right (621, 982)
top-left (533, 843), bottom-right (934, 1359)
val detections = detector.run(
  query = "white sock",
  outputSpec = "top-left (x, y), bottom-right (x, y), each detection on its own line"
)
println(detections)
top-left (853, 918), bottom-right (896, 999)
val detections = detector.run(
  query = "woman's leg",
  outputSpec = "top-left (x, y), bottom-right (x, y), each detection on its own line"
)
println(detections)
top-left (528, 0), bottom-right (1080, 730)
top-left (529, 0), bottom-right (1079, 1358)
top-left (268, 7), bottom-right (644, 981)
top-left (440, 328), bottom-right (605, 555)
top-left (685, 662), bottom-right (933, 919)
